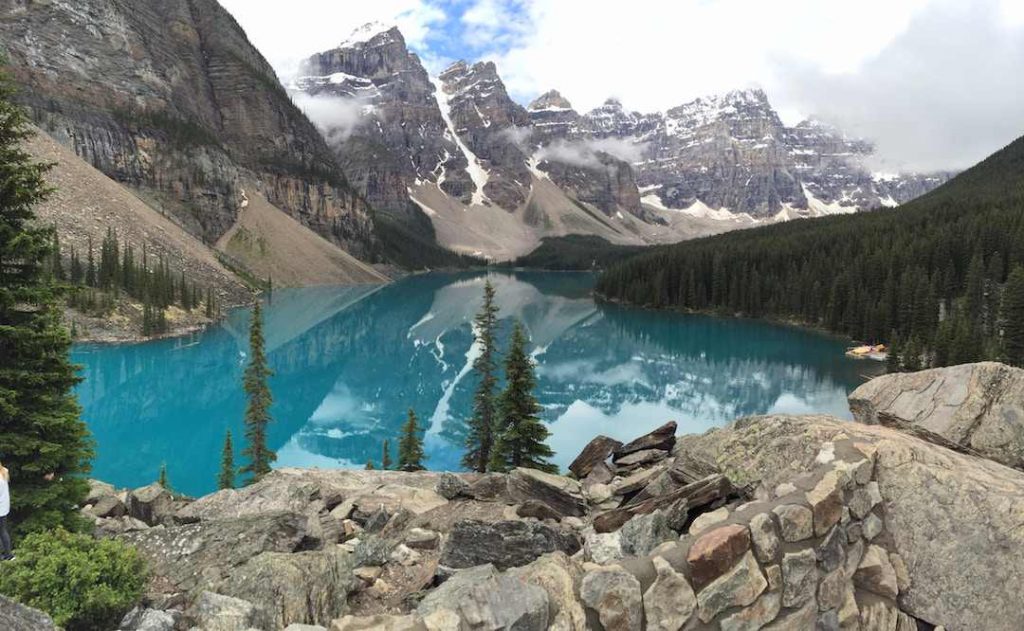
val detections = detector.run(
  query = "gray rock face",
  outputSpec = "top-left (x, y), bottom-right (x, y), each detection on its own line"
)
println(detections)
top-left (439, 519), bottom-right (581, 571)
top-left (508, 467), bottom-right (587, 517)
top-left (189, 592), bottom-right (256, 631)
top-left (0, 0), bottom-right (376, 255)
top-left (849, 361), bottom-right (1024, 469)
top-left (118, 607), bottom-right (179, 631)
top-left (0, 595), bottom-right (57, 631)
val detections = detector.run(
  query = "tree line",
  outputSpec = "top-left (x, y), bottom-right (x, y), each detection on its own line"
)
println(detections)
top-left (597, 134), bottom-right (1024, 371)
top-left (47, 227), bottom-right (217, 336)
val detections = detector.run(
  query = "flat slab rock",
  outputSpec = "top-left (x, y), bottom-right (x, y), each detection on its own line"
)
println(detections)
top-left (569, 435), bottom-right (622, 478)
top-left (613, 421), bottom-right (677, 460)
top-left (849, 361), bottom-right (1024, 470)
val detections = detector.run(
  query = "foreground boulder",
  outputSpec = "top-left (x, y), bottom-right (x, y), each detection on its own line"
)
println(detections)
top-left (682, 414), bottom-right (1024, 631)
top-left (849, 361), bottom-right (1024, 469)
top-left (0, 596), bottom-right (57, 631)
top-left (439, 519), bottom-right (581, 571)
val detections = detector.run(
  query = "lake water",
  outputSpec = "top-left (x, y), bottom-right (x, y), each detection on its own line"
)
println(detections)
top-left (72, 271), bottom-right (874, 496)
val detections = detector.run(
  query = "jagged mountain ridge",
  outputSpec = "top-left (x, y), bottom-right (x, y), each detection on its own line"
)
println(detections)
top-left (293, 23), bottom-right (950, 260)
top-left (0, 0), bottom-right (378, 261)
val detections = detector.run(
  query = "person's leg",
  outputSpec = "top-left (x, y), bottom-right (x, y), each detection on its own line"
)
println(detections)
top-left (0, 516), bottom-right (11, 558)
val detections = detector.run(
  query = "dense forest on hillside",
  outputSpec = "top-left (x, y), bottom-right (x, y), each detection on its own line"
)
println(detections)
top-left (511, 235), bottom-right (648, 270)
top-left (597, 135), bottom-right (1024, 369)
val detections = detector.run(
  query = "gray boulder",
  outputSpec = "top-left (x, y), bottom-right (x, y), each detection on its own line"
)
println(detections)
top-left (418, 565), bottom-right (549, 630)
top-left (0, 595), bottom-right (57, 631)
top-left (440, 519), bottom-right (581, 571)
top-left (619, 510), bottom-right (674, 557)
top-left (849, 361), bottom-right (1024, 469)
top-left (126, 483), bottom-right (176, 526)
top-left (118, 607), bottom-right (179, 631)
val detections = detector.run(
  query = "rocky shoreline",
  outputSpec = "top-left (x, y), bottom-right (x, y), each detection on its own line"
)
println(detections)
top-left (9, 362), bottom-right (1024, 631)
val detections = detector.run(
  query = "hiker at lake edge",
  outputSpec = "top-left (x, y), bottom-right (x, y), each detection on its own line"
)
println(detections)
top-left (0, 462), bottom-right (11, 561)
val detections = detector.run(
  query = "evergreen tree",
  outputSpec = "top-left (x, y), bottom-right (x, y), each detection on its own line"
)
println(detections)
top-left (157, 462), bottom-right (169, 489)
top-left (49, 230), bottom-right (63, 280)
top-left (489, 321), bottom-right (557, 474)
top-left (240, 299), bottom-right (275, 483)
top-left (365, 459), bottom-right (375, 470)
top-left (218, 430), bottom-right (235, 490)
top-left (462, 280), bottom-right (500, 472)
top-left (0, 70), bottom-right (93, 534)
top-left (381, 439), bottom-right (393, 470)
top-left (397, 408), bottom-right (426, 472)
top-left (1001, 266), bottom-right (1024, 366)
top-left (205, 287), bottom-right (215, 319)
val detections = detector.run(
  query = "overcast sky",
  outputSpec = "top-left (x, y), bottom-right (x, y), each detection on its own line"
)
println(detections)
top-left (220, 0), bottom-right (1024, 172)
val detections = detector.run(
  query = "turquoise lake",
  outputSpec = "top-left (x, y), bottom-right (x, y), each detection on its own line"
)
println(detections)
top-left (71, 271), bottom-right (874, 496)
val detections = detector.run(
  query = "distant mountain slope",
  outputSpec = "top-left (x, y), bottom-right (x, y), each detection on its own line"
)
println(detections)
top-left (216, 184), bottom-right (388, 287)
top-left (597, 133), bottom-right (1024, 368)
top-left (0, 0), bottom-right (377, 259)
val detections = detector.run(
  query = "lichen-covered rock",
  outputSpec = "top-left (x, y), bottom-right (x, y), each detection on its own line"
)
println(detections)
top-left (117, 607), bottom-right (179, 631)
top-left (440, 520), bottom-right (581, 571)
top-left (0, 595), bottom-right (58, 631)
top-left (719, 590), bottom-right (780, 631)
top-left (748, 512), bottom-right (780, 563)
top-left (849, 362), bottom-right (1024, 470)
top-left (434, 473), bottom-right (469, 500)
top-left (643, 556), bottom-right (696, 631)
top-left (583, 528), bottom-right (623, 564)
top-left (780, 548), bottom-right (817, 608)
top-left (771, 504), bottom-right (813, 542)
top-left (189, 592), bottom-right (257, 631)
top-left (619, 510), bottom-right (674, 557)
top-left (696, 551), bottom-right (767, 622)
top-left (580, 566), bottom-right (643, 631)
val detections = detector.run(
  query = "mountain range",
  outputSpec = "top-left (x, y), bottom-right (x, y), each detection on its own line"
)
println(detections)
top-left (0, 3), bottom-right (952, 276)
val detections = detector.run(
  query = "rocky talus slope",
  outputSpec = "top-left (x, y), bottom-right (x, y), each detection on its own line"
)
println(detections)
top-left (0, 0), bottom-right (377, 260)
top-left (45, 362), bottom-right (1023, 630)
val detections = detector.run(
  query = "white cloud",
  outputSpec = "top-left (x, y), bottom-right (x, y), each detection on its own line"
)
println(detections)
top-left (291, 94), bottom-right (371, 143)
top-left (536, 137), bottom-right (649, 169)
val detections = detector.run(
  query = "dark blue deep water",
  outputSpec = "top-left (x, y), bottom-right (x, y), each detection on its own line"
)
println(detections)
top-left (72, 271), bottom-right (873, 496)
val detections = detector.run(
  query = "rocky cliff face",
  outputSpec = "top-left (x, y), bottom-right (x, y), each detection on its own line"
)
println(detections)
top-left (0, 0), bottom-right (377, 259)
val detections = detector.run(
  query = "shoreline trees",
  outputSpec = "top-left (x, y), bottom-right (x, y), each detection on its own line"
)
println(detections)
top-left (398, 409), bottom-right (426, 472)
top-left (462, 279), bottom-right (500, 472)
top-left (240, 299), bottom-right (275, 484)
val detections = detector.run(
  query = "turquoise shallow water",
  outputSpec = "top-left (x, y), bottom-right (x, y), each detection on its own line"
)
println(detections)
top-left (71, 271), bottom-right (872, 496)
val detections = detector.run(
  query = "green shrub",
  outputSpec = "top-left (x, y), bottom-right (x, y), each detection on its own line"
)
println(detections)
top-left (0, 529), bottom-right (147, 631)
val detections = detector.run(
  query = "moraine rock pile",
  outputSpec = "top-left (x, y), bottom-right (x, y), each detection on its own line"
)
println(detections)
top-left (68, 362), bottom-right (1024, 630)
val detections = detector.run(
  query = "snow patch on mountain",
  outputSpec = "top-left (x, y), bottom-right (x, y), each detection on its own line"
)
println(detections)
top-left (430, 74), bottom-right (491, 206)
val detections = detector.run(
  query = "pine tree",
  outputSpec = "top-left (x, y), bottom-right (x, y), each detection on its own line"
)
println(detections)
top-left (49, 230), bottom-right (63, 280)
top-left (0, 70), bottom-right (93, 534)
top-left (157, 462), bottom-right (169, 489)
top-left (205, 286), bottom-right (215, 319)
top-left (462, 279), bottom-right (500, 472)
top-left (218, 430), bottom-right (235, 490)
top-left (489, 321), bottom-right (557, 474)
top-left (381, 439), bottom-right (393, 470)
top-left (1001, 266), bottom-right (1024, 367)
top-left (397, 408), bottom-right (426, 472)
top-left (365, 459), bottom-right (375, 470)
top-left (240, 299), bottom-right (275, 483)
